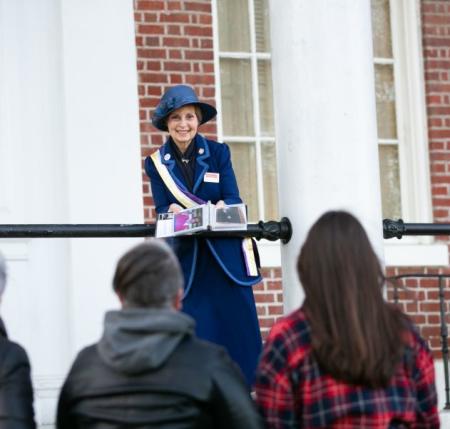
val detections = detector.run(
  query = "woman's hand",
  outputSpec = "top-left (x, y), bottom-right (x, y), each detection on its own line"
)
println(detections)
top-left (168, 203), bottom-right (183, 213)
top-left (215, 200), bottom-right (225, 208)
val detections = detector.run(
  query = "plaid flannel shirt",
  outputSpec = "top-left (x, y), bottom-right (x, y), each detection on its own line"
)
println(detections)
top-left (254, 308), bottom-right (439, 429)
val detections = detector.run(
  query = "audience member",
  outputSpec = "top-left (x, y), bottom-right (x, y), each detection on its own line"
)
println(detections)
top-left (57, 239), bottom-right (262, 429)
top-left (0, 252), bottom-right (36, 429)
top-left (255, 211), bottom-right (439, 428)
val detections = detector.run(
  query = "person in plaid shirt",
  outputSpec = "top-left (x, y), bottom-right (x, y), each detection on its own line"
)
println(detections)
top-left (255, 211), bottom-right (439, 428)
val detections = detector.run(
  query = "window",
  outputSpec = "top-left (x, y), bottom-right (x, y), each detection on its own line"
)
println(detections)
top-left (214, 0), bottom-right (278, 222)
top-left (371, 0), bottom-right (432, 223)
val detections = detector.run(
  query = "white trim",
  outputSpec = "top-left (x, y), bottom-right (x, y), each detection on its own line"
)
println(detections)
top-left (248, 0), bottom-right (265, 219)
top-left (259, 240), bottom-right (449, 269)
top-left (223, 135), bottom-right (276, 143)
top-left (211, 0), bottom-right (223, 140)
top-left (213, 0), bottom-right (276, 221)
top-left (389, 0), bottom-right (432, 230)
top-left (378, 138), bottom-right (399, 145)
top-left (218, 51), bottom-right (271, 60)
top-left (258, 240), bottom-right (281, 267)
top-left (373, 57), bottom-right (395, 65)
top-left (384, 242), bottom-right (449, 266)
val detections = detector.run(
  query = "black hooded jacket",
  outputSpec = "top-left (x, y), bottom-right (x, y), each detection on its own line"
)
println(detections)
top-left (0, 317), bottom-right (35, 429)
top-left (56, 308), bottom-right (262, 429)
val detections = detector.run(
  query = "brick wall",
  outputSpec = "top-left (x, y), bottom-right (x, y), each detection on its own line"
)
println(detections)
top-left (382, 0), bottom-right (450, 358)
top-left (135, 0), bottom-right (217, 221)
top-left (133, 0), bottom-right (284, 335)
top-left (133, 0), bottom-right (448, 353)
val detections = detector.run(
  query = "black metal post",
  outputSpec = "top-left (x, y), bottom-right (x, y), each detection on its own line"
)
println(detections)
top-left (438, 276), bottom-right (450, 410)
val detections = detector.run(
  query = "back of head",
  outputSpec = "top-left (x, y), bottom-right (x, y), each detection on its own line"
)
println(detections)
top-left (0, 252), bottom-right (6, 298)
top-left (113, 240), bottom-right (183, 308)
top-left (297, 211), bottom-right (406, 387)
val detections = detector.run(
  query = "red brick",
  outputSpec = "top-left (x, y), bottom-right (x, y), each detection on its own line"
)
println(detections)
top-left (167, 25), bottom-right (182, 35)
top-left (138, 48), bottom-right (167, 59)
top-left (159, 13), bottom-right (190, 23)
top-left (185, 2), bottom-right (211, 13)
top-left (163, 37), bottom-right (190, 47)
top-left (136, 1), bottom-right (165, 10)
top-left (184, 26), bottom-right (213, 37)
top-left (140, 73), bottom-right (169, 83)
top-left (185, 50), bottom-right (213, 60)
top-left (254, 293), bottom-right (276, 303)
top-left (164, 61), bottom-right (191, 71)
top-left (138, 24), bottom-right (165, 35)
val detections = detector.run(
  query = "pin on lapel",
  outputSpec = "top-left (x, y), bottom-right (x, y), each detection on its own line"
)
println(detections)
top-left (198, 148), bottom-right (204, 155)
top-left (164, 153), bottom-right (171, 161)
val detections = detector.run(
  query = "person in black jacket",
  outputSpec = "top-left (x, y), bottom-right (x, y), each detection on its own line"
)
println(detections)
top-left (56, 239), bottom-right (262, 429)
top-left (0, 252), bottom-right (36, 429)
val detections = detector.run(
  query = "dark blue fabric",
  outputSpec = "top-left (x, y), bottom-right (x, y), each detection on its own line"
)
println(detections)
top-left (182, 240), bottom-right (262, 386)
top-left (152, 85), bottom-right (217, 131)
top-left (145, 135), bottom-right (262, 292)
top-left (145, 135), bottom-right (263, 385)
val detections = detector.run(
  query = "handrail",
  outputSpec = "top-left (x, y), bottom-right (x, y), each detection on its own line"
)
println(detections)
top-left (387, 274), bottom-right (450, 410)
top-left (383, 219), bottom-right (450, 239)
top-left (0, 217), bottom-right (293, 243)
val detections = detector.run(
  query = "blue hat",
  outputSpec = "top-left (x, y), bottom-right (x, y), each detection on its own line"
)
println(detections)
top-left (151, 85), bottom-right (217, 132)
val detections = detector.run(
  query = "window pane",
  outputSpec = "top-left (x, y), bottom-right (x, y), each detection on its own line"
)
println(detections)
top-left (220, 59), bottom-right (254, 136)
top-left (375, 64), bottom-right (397, 139)
top-left (254, 0), bottom-right (270, 52)
top-left (228, 142), bottom-right (258, 221)
top-left (371, 0), bottom-right (392, 58)
top-left (379, 145), bottom-right (402, 219)
top-left (262, 141), bottom-right (278, 220)
top-left (258, 60), bottom-right (274, 136)
top-left (218, 0), bottom-right (250, 52)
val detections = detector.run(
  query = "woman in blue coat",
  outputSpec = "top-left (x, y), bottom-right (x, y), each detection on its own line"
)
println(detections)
top-left (145, 85), bottom-right (262, 385)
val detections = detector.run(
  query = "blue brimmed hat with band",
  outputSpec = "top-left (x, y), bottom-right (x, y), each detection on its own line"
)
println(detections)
top-left (152, 85), bottom-right (217, 132)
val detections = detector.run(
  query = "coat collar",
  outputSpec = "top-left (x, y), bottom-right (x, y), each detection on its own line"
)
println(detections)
top-left (160, 134), bottom-right (210, 194)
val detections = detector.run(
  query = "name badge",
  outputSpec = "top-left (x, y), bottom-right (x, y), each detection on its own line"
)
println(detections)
top-left (204, 172), bottom-right (220, 183)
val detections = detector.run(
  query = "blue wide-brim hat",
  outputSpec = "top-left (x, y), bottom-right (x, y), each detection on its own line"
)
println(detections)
top-left (152, 85), bottom-right (217, 132)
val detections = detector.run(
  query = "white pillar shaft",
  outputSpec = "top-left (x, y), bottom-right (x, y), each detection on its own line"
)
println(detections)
top-left (269, 0), bottom-right (383, 312)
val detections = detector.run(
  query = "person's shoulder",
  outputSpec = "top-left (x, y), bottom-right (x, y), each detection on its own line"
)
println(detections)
top-left (264, 308), bottom-right (311, 365)
top-left (0, 337), bottom-right (31, 378)
top-left (202, 138), bottom-right (229, 156)
top-left (0, 337), bottom-right (30, 365)
top-left (267, 308), bottom-right (310, 341)
top-left (401, 316), bottom-right (429, 350)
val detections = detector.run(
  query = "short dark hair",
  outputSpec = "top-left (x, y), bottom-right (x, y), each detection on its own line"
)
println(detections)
top-left (297, 211), bottom-right (406, 388)
top-left (113, 240), bottom-right (183, 308)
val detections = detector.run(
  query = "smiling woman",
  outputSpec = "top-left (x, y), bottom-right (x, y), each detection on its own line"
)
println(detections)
top-left (144, 85), bottom-right (263, 386)
top-left (166, 105), bottom-right (199, 151)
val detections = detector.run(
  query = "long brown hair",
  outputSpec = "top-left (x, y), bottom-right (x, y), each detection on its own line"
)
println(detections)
top-left (297, 211), bottom-right (407, 387)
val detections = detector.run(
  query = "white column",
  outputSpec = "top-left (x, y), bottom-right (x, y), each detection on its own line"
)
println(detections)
top-left (0, 0), bottom-right (143, 426)
top-left (60, 0), bottom-right (143, 354)
top-left (269, 0), bottom-right (383, 313)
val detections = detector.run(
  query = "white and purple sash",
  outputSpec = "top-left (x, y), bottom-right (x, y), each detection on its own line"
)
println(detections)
top-left (150, 148), bottom-right (259, 277)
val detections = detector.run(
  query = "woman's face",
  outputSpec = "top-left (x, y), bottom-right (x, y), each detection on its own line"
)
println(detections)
top-left (166, 105), bottom-right (199, 150)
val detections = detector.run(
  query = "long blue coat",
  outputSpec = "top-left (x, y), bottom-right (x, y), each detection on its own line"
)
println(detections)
top-left (145, 134), bottom-right (262, 385)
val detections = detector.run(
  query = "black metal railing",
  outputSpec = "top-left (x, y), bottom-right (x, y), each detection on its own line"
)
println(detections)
top-left (383, 219), bottom-right (450, 239)
top-left (387, 274), bottom-right (450, 410)
top-left (0, 217), bottom-right (293, 243)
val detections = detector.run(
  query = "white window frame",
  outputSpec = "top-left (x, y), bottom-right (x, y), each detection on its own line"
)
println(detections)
top-left (212, 0), bottom-right (276, 222)
top-left (383, 0), bottom-right (447, 266)
top-left (212, 0), bottom-right (281, 267)
top-left (212, 0), bottom-right (446, 267)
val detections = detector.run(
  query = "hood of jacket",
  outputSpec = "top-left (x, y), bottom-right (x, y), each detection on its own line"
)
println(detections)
top-left (97, 307), bottom-right (195, 375)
